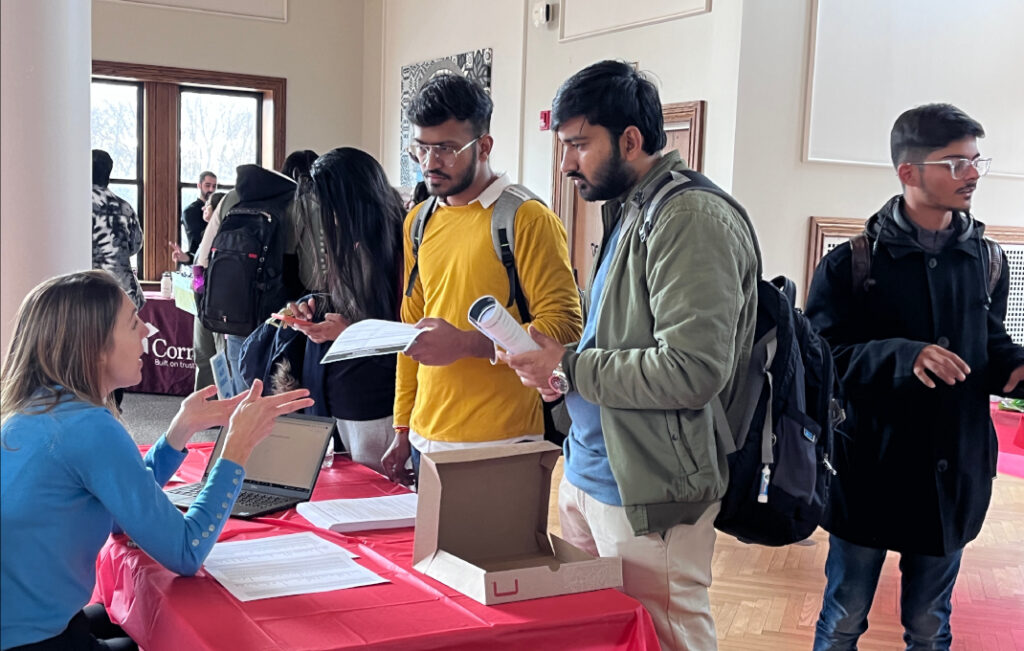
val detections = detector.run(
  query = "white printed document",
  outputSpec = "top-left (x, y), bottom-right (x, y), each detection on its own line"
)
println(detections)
top-left (467, 295), bottom-right (539, 354)
top-left (297, 493), bottom-right (418, 533)
top-left (202, 532), bottom-right (386, 602)
top-left (320, 319), bottom-right (421, 364)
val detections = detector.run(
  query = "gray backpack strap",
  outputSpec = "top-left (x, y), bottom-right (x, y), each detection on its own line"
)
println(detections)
top-left (849, 232), bottom-right (873, 298)
top-left (491, 184), bottom-right (544, 315)
top-left (713, 326), bottom-right (777, 457)
top-left (983, 237), bottom-right (1003, 296)
top-left (405, 196), bottom-right (438, 297)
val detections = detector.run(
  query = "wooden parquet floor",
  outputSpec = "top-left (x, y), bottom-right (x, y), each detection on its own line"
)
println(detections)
top-left (547, 458), bottom-right (1024, 650)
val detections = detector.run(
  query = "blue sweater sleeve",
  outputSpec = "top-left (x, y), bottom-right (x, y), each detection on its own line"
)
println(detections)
top-left (59, 410), bottom-right (245, 576)
top-left (143, 434), bottom-right (187, 486)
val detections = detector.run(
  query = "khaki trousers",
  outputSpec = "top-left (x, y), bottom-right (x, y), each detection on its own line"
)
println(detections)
top-left (558, 476), bottom-right (719, 651)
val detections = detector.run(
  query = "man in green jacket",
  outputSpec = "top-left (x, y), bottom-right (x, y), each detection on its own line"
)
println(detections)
top-left (505, 61), bottom-right (758, 650)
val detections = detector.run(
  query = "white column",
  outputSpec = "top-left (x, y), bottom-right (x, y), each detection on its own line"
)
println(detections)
top-left (1, 0), bottom-right (92, 357)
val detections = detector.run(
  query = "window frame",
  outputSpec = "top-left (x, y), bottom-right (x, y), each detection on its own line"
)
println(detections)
top-left (92, 61), bottom-right (286, 281)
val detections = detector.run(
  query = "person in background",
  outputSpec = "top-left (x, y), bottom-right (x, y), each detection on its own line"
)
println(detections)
top-left (170, 171), bottom-right (217, 265)
top-left (807, 103), bottom-right (1024, 650)
top-left (0, 270), bottom-right (312, 651)
top-left (404, 180), bottom-right (429, 211)
top-left (187, 192), bottom-right (226, 391)
top-left (286, 147), bottom-right (405, 474)
top-left (381, 73), bottom-right (582, 485)
top-left (92, 149), bottom-right (145, 411)
top-left (91, 150), bottom-right (144, 311)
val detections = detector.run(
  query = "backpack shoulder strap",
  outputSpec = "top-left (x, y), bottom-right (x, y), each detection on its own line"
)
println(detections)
top-left (404, 196), bottom-right (438, 298)
top-left (638, 169), bottom-right (763, 278)
top-left (983, 237), bottom-right (1004, 296)
top-left (491, 184), bottom-right (544, 319)
top-left (849, 232), bottom-right (873, 298)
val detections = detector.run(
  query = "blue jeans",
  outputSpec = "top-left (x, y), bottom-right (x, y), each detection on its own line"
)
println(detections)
top-left (814, 534), bottom-right (962, 651)
top-left (225, 334), bottom-right (249, 395)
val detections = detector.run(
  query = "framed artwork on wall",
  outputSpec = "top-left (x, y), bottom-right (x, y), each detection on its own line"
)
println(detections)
top-left (399, 48), bottom-right (492, 188)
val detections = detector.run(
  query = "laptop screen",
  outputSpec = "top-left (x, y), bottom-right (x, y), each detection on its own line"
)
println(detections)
top-left (205, 415), bottom-right (334, 492)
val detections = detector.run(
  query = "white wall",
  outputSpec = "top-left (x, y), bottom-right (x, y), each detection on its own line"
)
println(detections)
top-left (520, 0), bottom-right (744, 199)
top-left (367, 0), bottom-right (528, 185)
top-left (1, 0), bottom-right (93, 357)
top-left (732, 0), bottom-right (1024, 297)
top-left (91, 0), bottom-right (366, 154)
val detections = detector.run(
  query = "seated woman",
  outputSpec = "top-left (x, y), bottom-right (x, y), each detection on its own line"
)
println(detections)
top-left (286, 148), bottom-right (405, 475)
top-left (0, 270), bottom-right (312, 651)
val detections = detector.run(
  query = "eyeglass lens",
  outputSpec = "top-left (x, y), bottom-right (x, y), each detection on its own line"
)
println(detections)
top-left (408, 145), bottom-right (456, 167)
top-left (953, 158), bottom-right (991, 178)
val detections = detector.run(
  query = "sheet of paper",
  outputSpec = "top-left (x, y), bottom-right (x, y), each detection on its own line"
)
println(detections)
top-left (297, 494), bottom-right (418, 532)
top-left (320, 319), bottom-right (421, 364)
top-left (202, 532), bottom-right (385, 602)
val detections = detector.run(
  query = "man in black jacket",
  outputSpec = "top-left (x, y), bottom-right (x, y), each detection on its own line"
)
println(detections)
top-left (175, 170), bottom-right (217, 264)
top-left (806, 104), bottom-right (1024, 650)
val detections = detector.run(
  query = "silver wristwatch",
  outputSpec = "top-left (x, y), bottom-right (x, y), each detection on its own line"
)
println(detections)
top-left (549, 362), bottom-right (569, 395)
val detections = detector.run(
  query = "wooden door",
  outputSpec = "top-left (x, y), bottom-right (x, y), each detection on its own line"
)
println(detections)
top-left (551, 101), bottom-right (706, 289)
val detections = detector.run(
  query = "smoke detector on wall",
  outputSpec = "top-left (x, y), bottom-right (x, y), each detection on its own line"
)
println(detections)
top-left (532, 2), bottom-right (552, 27)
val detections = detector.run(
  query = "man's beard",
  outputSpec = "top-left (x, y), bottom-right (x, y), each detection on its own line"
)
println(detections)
top-left (569, 143), bottom-right (636, 202)
top-left (425, 153), bottom-right (477, 199)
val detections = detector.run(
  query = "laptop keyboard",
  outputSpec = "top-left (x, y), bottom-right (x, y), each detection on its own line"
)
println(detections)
top-left (166, 483), bottom-right (292, 513)
top-left (166, 483), bottom-right (201, 497)
top-left (235, 492), bottom-right (292, 510)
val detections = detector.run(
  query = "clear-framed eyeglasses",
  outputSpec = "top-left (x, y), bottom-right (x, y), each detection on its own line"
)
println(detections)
top-left (909, 157), bottom-right (992, 179)
top-left (405, 136), bottom-right (482, 168)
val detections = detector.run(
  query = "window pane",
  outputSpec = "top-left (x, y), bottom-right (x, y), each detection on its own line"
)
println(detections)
top-left (91, 82), bottom-right (139, 179)
top-left (180, 91), bottom-right (258, 186)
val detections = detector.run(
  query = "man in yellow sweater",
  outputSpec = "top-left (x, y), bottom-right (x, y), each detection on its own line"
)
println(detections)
top-left (382, 73), bottom-right (582, 484)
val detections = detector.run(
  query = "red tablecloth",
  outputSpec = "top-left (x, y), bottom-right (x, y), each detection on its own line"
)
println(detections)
top-left (993, 402), bottom-right (1024, 478)
top-left (93, 445), bottom-right (659, 650)
top-left (126, 291), bottom-right (195, 396)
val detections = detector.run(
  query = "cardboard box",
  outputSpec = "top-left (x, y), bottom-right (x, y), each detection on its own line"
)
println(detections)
top-left (413, 441), bottom-right (622, 605)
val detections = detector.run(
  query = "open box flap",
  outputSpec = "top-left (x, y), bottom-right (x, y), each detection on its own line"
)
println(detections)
top-left (413, 441), bottom-right (561, 566)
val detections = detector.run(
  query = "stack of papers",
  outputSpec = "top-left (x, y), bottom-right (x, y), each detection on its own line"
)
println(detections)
top-left (297, 494), bottom-right (418, 533)
top-left (202, 532), bottom-right (385, 601)
top-left (320, 320), bottom-right (422, 364)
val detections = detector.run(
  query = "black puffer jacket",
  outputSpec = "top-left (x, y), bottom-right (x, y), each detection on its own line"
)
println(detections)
top-left (805, 196), bottom-right (1024, 556)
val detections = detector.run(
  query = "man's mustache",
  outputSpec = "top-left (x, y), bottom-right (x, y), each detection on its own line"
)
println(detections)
top-left (425, 169), bottom-right (451, 180)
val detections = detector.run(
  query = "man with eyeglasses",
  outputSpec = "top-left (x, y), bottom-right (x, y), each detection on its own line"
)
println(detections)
top-left (382, 73), bottom-right (582, 485)
top-left (806, 103), bottom-right (1024, 649)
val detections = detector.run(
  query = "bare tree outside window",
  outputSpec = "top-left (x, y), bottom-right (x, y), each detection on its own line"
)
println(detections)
top-left (179, 89), bottom-right (260, 250)
top-left (91, 80), bottom-right (142, 272)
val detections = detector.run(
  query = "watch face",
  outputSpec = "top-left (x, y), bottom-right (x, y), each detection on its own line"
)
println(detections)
top-left (549, 371), bottom-right (569, 395)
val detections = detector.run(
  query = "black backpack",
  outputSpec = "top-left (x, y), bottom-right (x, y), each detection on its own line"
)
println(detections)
top-left (639, 169), bottom-right (843, 546)
top-left (200, 203), bottom-right (290, 336)
top-left (405, 185), bottom-right (575, 446)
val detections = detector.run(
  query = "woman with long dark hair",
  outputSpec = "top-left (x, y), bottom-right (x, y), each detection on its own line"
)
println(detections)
top-left (288, 147), bottom-right (405, 474)
top-left (1, 270), bottom-right (312, 651)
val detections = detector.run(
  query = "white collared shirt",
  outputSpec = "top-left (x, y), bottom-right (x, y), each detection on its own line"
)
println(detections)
top-left (439, 172), bottom-right (511, 208)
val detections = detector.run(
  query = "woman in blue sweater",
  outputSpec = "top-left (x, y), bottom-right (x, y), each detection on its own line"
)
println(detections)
top-left (0, 270), bottom-right (313, 651)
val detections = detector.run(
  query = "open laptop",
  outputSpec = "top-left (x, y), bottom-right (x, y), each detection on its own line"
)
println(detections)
top-left (165, 414), bottom-right (336, 519)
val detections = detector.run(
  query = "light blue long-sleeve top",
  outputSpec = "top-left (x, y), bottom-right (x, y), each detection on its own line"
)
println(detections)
top-left (1, 396), bottom-right (244, 650)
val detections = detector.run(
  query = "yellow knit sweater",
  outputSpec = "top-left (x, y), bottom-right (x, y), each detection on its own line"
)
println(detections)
top-left (394, 196), bottom-right (582, 442)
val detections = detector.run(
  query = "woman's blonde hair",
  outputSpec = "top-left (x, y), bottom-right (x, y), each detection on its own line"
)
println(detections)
top-left (1, 270), bottom-right (124, 425)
